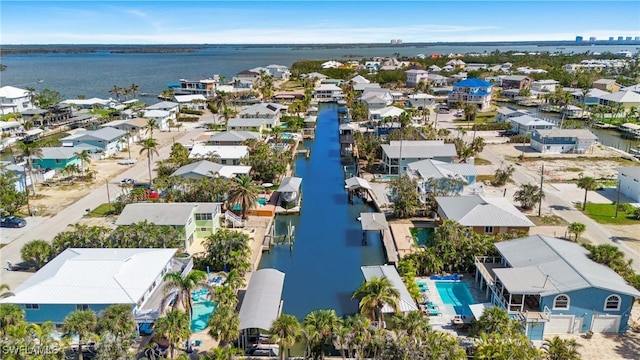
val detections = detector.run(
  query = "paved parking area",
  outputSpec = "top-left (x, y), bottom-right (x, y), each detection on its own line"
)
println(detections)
top-left (0, 216), bottom-right (48, 245)
top-left (549, 183), bottom-right (636, 205)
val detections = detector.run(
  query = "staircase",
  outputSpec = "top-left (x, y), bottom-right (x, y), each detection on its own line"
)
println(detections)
top-left (225, 210), bottom-right (245, 228)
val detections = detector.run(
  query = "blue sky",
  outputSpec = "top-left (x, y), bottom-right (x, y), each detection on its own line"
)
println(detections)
top-left (2, 1), bottom-right (639, 44)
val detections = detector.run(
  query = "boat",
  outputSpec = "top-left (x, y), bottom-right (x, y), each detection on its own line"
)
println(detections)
top-left (629, 148), bottom-right (640, 159)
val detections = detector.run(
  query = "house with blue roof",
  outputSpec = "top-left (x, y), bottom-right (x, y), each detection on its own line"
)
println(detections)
top-left (475, 235), bottom-right (640, 341)
top-left (447, 78), bottom-right (493, 111)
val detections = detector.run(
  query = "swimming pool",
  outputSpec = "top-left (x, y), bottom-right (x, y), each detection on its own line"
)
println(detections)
top-left (281, 133), bottom-right (293, 139)
top-left (232, 198), bottom-right (267, 211)
top-left (375, 174), bottom-right (398, 181)
top-left (258, 197), bottom-right (267, 206)
top-left (191, 297), bottom-right (218, 332)
top-left (435, 281), bottom-right (476, 316)
top-left (410, 227), bottom-right (434, 246)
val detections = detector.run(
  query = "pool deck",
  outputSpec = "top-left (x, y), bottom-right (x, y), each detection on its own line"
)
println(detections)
top-left (389, 224), bottom-right (415, 258)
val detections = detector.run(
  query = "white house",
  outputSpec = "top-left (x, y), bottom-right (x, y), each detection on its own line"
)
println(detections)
top-left (369, 106), bottom-right (405, 122)
top-left (618, 167), bottom-right (640, 203)
top-left (61, 97), bottom-right (117, 110)
top-left (321, 61), bottom-right (343, 69)
top-left (508, 115), bottom-right (555, 135)
top-left (172, 160), bottom-right (251, 179)
top-left (188, 143), bottom-right (248, 165)
top-left (61, 128), bottom-right (127, 157)
top-left (405, 69), bottom-right (429, 87)
top-left (313, 84), bottom-right (343, 101)
top-left (531, 80), bottom-right (559, 93)
top-left (0, 86), bottom-right (33, 114)
top-left (381, 140), bottom-right (457, 174)
top-left (142, 110), bottom-right (171, 131)
top-left (406, 94), bottom-right (435, 109)
top-left (146, 101), bottom-right (179, 116)
top-left (239, 102), bottom-right (286, 121)
top-left (531, 129), bottom-right (598, 154)
top-left (173, 94), bottom-right (207, 110)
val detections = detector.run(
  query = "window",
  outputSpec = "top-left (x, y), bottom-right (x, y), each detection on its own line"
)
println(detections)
top-left (200, 227), bottom-right (208, 232)
top-left (604, 295), bottom-right (620, 311)
top-left (25, 304), bottom-right (39, 310)
top-left (76, 304), bottom-right (89, 310)
top-left (553, 294), bottom-right (569, 310)
top-left (195, 213), bottom-right (212, 221)
top-left (484, 226), bottom-right (494, 234)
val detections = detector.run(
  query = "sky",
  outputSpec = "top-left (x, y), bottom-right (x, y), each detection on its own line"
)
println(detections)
top-left (1, 1), bottom-right (639, 44)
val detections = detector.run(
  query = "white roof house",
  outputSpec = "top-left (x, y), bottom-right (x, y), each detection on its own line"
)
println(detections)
top-left (0, 86), bottom-right (34, 113)
top-left (173, 94), bottom-right (207, 103)
top-left (238, 268), bottom-right (285, 331)
top-left (435, 195), bottom-right (535, 229)
top-left (361, 265), bottom-right (419, 313)
top-left (115, 202), bottom-right (221, 227)
top-left (321, 60), bottom-right (343, 69)
top-left (239, 103), bottom-right (286, 118)
top-left (171, 160), bottom-right (251, 179)
top-left (351, 75), bottom-right (370, 84)
top-left (0, 248), bottom-right (178, 306)
top-left (208, 130), bottom-right (261, 144)
top-left (382, 140), bottom-right (457, 159)
top-left (188, 143), bottom-right (248, 162)
top-left (146, 101), bottom-right (179, 113)
top-left (370, 106), bottom-right (405, 120)
top-left (599, 90), bottom-right (640, 108)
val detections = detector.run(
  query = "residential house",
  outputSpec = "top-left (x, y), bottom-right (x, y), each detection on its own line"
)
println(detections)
top-left (369, 106), bottom-right (405, 123)
top-left (501, 75), bottom-right (532, 90)
top-left (361, 88), bottom-right (394, 109)
top-left (146, 101), bottom-right (179, 116)
top-left (354, 82), bottom-right (381, 92)
top-left (116, 202), bottom-right (222, 249)
top-left (227, 117), bottom-right (277, 133)
top-left (0, 248), bottom-right (180, 324)
top-left (617, 167), bottom-right (640, 203)
top-left (0, 86), bottom-right (33, 114)
top-left (303, 72), bottom-right (328, 87)
top-left (321, 60), bottom-right (343, 69)
top-left (172, 160), bottom-right (251, 179)
top-left (531, 80), bottom-right (559, 93)
top-left (427, 65), bottom-right (442, 73)
top-left (405, 69), bottom-right (429, 87)
top-left (142, 110), bottom-right (171, 131)
top-left (406, 94), bottom-right (435, 110)
top-left (445, 59), bottom-right (466, 69)
top-left (61, 97), bottom-right (117, 110)
top-left (474, 235), bottom-right (640, 340)
top-left (572, 88), bottom-right (610, 106)
top-left (174, 78), bottom-right (218, 98)
top-left (593, 79), bottom-right (621, 93)
top-left (313, 84), bottom-right (344, 102)
top-left (407, 159), bottom-right (477, 199)
top-left (508, 115), bottom-right (555, 136)
top-left (351, 75), bottom-right (370, 85)
top-left (321, 78), bottom-right (343, 87)
top-left (265, 64), bottom-right (291, 80)
top-left (101, 118), bottom-right (151, 142)
top-left (435, 195), bottom-right (535, 235)
top-left (233, 70), bottom-right (261, 88)
top-left (620, 84), bottom-right (640, 94)
top-left (173, 94), bottom-right (207, 111)
top-left (451, 72), bottom-right (468, 83)
top-left (0, 121), bottom-right (22, 137)
top-left (447, 78), bottom-right (493, 111)
top-left (208, 131), bottom-right (261, 145)
top-left (466, 63), bottom-right (488, 71)
top-left (61, 128), bottom-right (127, 157)
top-left (496, 107), bottom-right (531, 122)
top-left (365, 61), bottom-right (381, 72)
top-left (599, 91), bottom-right (640, 112)
top-left (188, 143), bottom-right (248, 165)
top-left (0, 161), bottom-right (30, 192)
top-left (531, 129), bottom-right (598, 154)
top-left (27, 104), bottom-right (75, 127)
top-left (427, 74), bottom-right (449, 87)
top-left (381, 140), bottom-right (457, 174)
top-left (239, 103), bottom-right (286, 122)
top-left (32, 147), bottom-right (81, 171)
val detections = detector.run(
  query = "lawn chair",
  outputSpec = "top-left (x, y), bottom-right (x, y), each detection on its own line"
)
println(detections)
top-left (427, 308), bottom-right (442, 316)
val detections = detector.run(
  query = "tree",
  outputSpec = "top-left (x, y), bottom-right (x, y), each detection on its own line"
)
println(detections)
top-left (223, 269), bottom-right (245, 292)
top-left (207, 304), bottom-right (240, 346)
top-left (109, 85), bottom-right (123, 102)
top-left (514, 183), bottom-right (545, 210)
top-left (270, 313), bottom-right (301, 360)
top-left (17, 140), bottom-right (42, 195)
top-left (62, 310), bottom-right (98, 360)
top-left (492, 164), bottom-right (515, 186)
top-left (543, 336), bottom-right (581, 360)
top-left (0, 304), bottom-right (25, 337)
top-left (471, 307), bottom-right (521, 336)
top-left (567, 222), bottom-right (586, 241)
top-left (97, 304), bottom-right (136, 359)
top-left (163, 270), bottom-right (208, 322)
top-left (154, 310), bottom-right (191, 359)
top-left (304, 309), bottom-right (342, 360)
top-left (227, 174), bottom-right (260, 219)
top-left (140, 138), bottom-right (159, 186)
top-left (20, 239), bottom-right (52, 270)
top-left (352, 276), bottom-right (400, 328)
top-left (33, 88), bottom-right (62, 110)
top-left (387, 174), bottom-right (420, 218)
top-left (129, 83), bottom-right (141, 99)
top-left (576, 174), bottom-right (598, 210)
top-left (0, 167), bottom-right (27, 215)
top-left (73, 150), bottom-right (92, 177)
top-left (196, 229), bottom-right (251, 274)
top-left (145, 118), bottom-right (159, 138)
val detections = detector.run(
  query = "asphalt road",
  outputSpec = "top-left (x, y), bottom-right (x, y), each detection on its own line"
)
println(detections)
top-left (0, 129), bottom-right (205, 289)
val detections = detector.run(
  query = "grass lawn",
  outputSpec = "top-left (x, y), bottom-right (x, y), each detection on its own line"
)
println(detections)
top-left (581, 203), bottom-right (639, 225)
top-left (279, 80), bottom-right (302, 90)
top-left (527, 215), bottom-right (569, 226)
top-left (474, 157), bottom-right (492, 165)
top-left (87, 203), bottom-right (114, 217)
top-left (476, 174), bottom-right (495, 183)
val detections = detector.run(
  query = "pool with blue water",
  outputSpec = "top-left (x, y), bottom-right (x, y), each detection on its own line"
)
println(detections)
top-left (435, 281), bottom-right (476, 316)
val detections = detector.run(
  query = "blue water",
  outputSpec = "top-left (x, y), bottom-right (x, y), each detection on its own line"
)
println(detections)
top-left (412, 227), bottom-right (434, 246)
top-left (435, 281), bottom-right (476, 316)
top-left (191, 298), bottom-right (218, 332)
top-left (260, 103), bottom-right (385, 319)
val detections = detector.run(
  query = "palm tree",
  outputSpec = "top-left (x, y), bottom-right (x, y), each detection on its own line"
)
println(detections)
top-left (352, 276), bottom-right (400, 328)
top-left (140, 138), bottom-right (159, 186)
top-left (576, 175), bottom-right (598, 210)
top-left (304, 309), bottom-right (341, 360)
top-left (74, 149), bottom-right (92, 177)
top-left (0, 304), bottom-right (24, 337)
top-left (62, 309), bottom-right (98, 360)
top-left (514, 183), bottom-right (545, 210)
top-left (223, 269), bottom-right (245, 292)
top-left (98, 304), bottom-right (136, 344)
top-left (270, 313), bottom-right (301, 360)
top-left (543, 336), bottom-right (581, 360)
top-left (154, 310), bottom-right (191, 359)
top-left (207, 304), bottom-right (240, 346)
top-left (129, 83), bottom-right (141, 99)
top-left (163, 270), bottom-right (208, 322)
top-left (0, 284), bottom-right (14, 299)
top-left (20, 239), bottom-right (52, 270)
top-left (227, 174), bottom-right (259, 219)
top-left (17, 141), bottom-right (42, 194)
top-left (109, 85), bottom-right (123, 102)
top-left (568, 222), bottom-right (586, 241)
top-left (145, 118), bottom-right (159, 138)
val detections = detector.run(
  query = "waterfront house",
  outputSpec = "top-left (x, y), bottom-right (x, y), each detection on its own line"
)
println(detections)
top-left (61, 128), bottom-right (127, 157)
top-left (0, 86), bottom-right (33, 114)
top-left (313, 84), bottom-right (344, 102)
top-left (101, 117), bottom-right (150, 142)
top-left (321, 60), bottom-right (343, 69)
top-left (146, 101), bottom-right (179, 116)
top-left (265, 64), bottom-right (291, 80)
top-left (173, 94), bottom-right (207, 111)
top-left (508, 115), bottom-right (555, 136)
top-left (188, 143), bottom-right (248, 165)
top-left (239, 102), bottom-right (286, 121)
top-left (0, 121), bottom-right (22, 137)
top-left (447, 78), bottom-right (493, 111)
top-left (531, 80), bottom-right (559, 93)
top-left (593, 79), bottom-right (621, 93)
top-left (174, 78), bottom-right (218, 98)
top-left (0, 161), bottom-right (30, 192)
top-left (354, 82), bottom-right (381, 92)
top-left (598, 90), bottom-right (640, 112)
top-left (571, 88), bottom-right (610, 106)
top-left (142, 109), bottom-right (171, 131)
top-left (227, 117), bottom-right (277, 133)
top-left (362, 88), bottom-right (394, 109)
top-left (233, 70), bottom-right (261, 88)
top-left (116, 202), bottom-right (222, 249)
top-left (369, 106), bottom-right (405, 123)
top-left (381, 140), bottom-right (457, 174)
top-left (407, 159), bottom-right (477, 199)
top-left (474, 235), bottom-right (640, 340)
top-left (171, 160), bottom-right (251, 179)
top-left (302, 72), bottom-right (328, 86)
top-left (208, 130), bottom-right (262, 145)
top-left (26, 104), bottom-right (75, 127)
top-left (496, 107), bottom-right (531, 122)
top-left (0, 248), bottom-right (180, 324)
top-left (501, 75), bottom-right (532, 90)
top-left (406, 94), bottom-right (436, 110)
top-left (405, 69), bottom-right (429, 87)
top-left (350, 75), bottom-right (370, 85)
top-left (32, 147), bottom-right (81, 171)
top-left (361, 265), bottom-right (419, 314)
top-left (445, 59), bottom-right (466, 69)
top-left (61, 97), bottom-right (117, 110)
top-left (530, 129), bottom-right (598, 154)
top-left (617, 167), bottom-right (640, 202)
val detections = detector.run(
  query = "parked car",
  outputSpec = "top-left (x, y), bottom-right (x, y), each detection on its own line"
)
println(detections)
top-left (120, 178), bottom-right (135, 186)
top-left (118, 159), bottom-right (137, 165)
top-left (0, 216), bottom-right (27, 228)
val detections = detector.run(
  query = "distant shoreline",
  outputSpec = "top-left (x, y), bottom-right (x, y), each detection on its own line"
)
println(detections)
top-left (1, 41), bottom-right (639, 56)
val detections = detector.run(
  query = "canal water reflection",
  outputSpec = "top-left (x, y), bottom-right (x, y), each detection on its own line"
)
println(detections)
top-left (259, 103), bottom-right (385, 319)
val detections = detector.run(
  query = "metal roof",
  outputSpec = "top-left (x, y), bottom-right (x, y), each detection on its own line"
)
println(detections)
top-left (208, 130), bottom-right (260, 142)
top-left (494, 266), bottom-right (557, 294)
top-left (435, 195), bottom-right (535, 228)
top-left (277, 177), bottom-right (302, 193)
top-left (115, 203), bottom-right (205, 226)
top-left (171, 160), bottom-right (250, 179)
top-left (188, 144), bottom-right (248, 160)
top-left (62, 127), bottom-right (126, 142)
top-left (345, 177), bottom-right (372, 191)
top-left (381, 141), bottom-right (457, 159)
top-left (509, 115), bottom-right (555, 127)
top-left (408, 159), bottom-right (477, 180)
top-left (37, 147), bottom-right (79, 160)
top-left (0, 248), bottom-right (177, 305)
top-left (238, 269), bottom-right (285, 330)
top-left (359, 212), bottom-right (389, 231)
top-left (535, 129), bottom-right (598, 140)
top-left (361, 265), bottom-right (419, 313)
top-left (495, 235), bottom-right (640, 297)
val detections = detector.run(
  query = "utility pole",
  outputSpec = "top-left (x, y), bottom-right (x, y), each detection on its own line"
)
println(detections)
top-left (538, 163), bottom-right (544, 217)
top-left (106, 179), bottom-right (112, 212)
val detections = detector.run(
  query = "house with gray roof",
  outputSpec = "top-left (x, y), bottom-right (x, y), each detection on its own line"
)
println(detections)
top-left (32, 147), bottom-right (82, 171)
top-left (208, 130), bottom-right (262, 145)
top-left (227, 117), bottom-right (278, 134)
top-left (475, 235), bottom-right (640, 340)
top-left (508, 115), bottom-right (555, 136)
top-left (381, 140), bottom-right (457, 174)
top-left (0, 161), bottom-right (29, 191)
top-left (239, 102), bottom-right (287, 120)
top-left (115, 202), bottom-right (222, 249)
top-left (171, 160), bottom-right (251, 179)
top-left (61, 127), bottom-right (127, 157)
top-left (407, 159), bottom-right (477, 200)
top-left (435, 195), bottom-right (534, 235)
top-left (531, 129), bottom-right (598, 154)
top-left (146, 101), bottom-right (179, 115)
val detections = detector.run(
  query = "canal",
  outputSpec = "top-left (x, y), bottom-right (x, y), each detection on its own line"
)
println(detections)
top-left (259, 103), bottom-right (386, 319)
